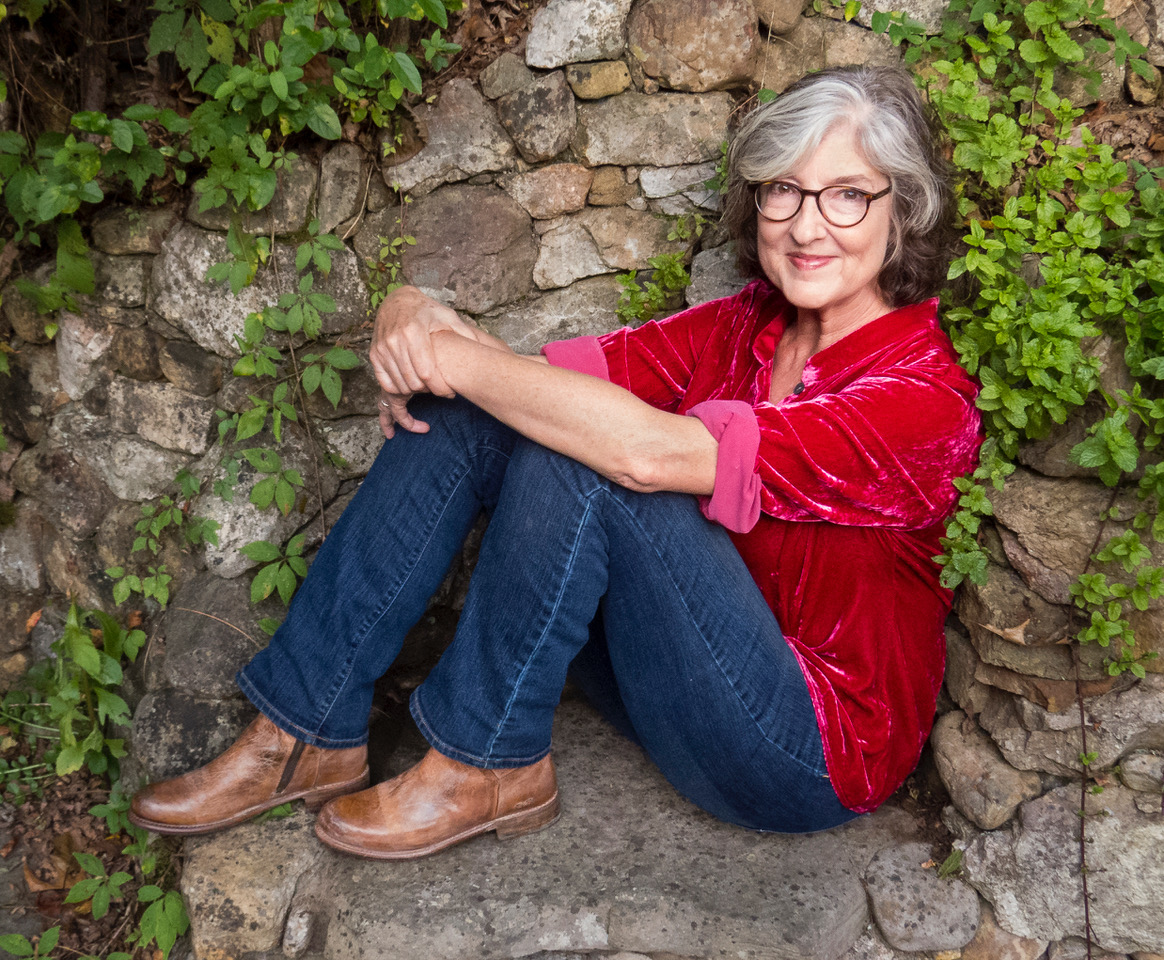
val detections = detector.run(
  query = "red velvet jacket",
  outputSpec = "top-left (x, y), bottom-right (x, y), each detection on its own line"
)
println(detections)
top-left (543, 279), bottom-right (982, 812)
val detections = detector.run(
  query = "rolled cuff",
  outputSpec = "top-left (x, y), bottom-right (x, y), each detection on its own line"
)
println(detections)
top-left (686, 400), bottom-right (762, 533)
top-left (541, 336), bottom-right (611, 380)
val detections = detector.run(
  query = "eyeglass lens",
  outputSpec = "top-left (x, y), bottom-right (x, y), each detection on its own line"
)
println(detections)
top-left (756, 183), bottom-right (873, 227)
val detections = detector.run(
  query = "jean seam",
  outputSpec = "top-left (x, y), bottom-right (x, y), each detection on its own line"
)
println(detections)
top-left (480, 495), bottom-right (597, 764)
top-left (609, 493), bottom-right (828, 780)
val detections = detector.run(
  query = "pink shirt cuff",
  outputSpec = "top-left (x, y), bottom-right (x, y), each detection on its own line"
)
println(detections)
top-left (686, 400), bottom-right (762, 534)
top-left (541, 336), bottom-right (611, 380)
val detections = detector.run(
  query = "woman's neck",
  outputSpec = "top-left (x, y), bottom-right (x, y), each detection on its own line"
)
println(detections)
top-left (793, 297), bottom-right (893, 354)
top-left (768, 298), bottom-right (894, 403)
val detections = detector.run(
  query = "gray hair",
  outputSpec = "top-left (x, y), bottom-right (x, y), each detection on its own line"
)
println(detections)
top-left (723, 65), bottom-right (957, 306)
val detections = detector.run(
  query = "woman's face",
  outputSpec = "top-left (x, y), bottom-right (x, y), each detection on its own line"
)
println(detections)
top-left (756, 125), bottom-right (893, 324)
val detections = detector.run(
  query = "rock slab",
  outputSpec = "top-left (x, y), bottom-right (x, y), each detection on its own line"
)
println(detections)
top-left (864, 841), bottom-right (980, 952)
top-left (962, 782), bottom-right (1164, 955)
top-left (180, 701), bottom-right (927, 960)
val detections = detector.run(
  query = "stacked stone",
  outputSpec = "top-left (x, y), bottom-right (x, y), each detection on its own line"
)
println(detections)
top-left (0, 0), bottom-right (895, 721)
top-left (931, 342), bottom-right (1164, 958)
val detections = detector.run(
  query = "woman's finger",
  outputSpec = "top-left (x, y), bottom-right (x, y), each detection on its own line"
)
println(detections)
top-left (379, 393), bottom-right (430, 436)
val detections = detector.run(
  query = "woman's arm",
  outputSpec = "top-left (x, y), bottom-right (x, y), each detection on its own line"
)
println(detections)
top-left (430, 330), bottom-right (718, 495)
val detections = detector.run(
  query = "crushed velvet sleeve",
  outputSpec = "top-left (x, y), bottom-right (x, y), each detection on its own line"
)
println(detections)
top-left (685, 400), bottom-right (762, 533)
top-left (594, 296), bottom-right (731, 411)
top-left (541, 336), bottom-right (610, 380)
top-left (753, 361), bottom-right (982, 528)
top-left (541, 302), bottom-right (720, 409)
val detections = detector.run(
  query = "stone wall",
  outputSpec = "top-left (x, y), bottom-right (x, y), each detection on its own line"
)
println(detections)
top-left (2, 0), bottom-right (1164, 958)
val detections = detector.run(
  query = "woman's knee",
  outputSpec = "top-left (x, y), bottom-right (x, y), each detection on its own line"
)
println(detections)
top-left (505, 437), bottom-right (609, 501)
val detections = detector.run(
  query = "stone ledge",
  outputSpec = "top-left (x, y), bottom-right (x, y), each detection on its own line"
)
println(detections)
top-left (183, 701), bottom-right (928, 960)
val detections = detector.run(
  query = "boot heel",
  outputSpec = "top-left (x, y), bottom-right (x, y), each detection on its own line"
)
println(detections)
top-left (304, 770), bottom-right (370, 812)
top-left (495, 795), bottom-right (561, 841)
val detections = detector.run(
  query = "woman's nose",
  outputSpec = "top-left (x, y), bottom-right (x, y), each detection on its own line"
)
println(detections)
top-left (788, 196), bottom-right (829, 242)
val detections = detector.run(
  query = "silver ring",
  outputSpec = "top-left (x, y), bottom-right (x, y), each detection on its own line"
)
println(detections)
top-left (378, 398), bottom-right (392, 409)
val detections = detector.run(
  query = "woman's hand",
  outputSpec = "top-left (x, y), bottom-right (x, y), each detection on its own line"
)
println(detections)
top-left (370, 286), bottom-right (478, 437)
top-left (371, 285), bottom-right (476, 396)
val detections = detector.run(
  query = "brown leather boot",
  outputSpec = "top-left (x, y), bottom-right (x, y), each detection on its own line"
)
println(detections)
top-left (129, 714), bottom-right (369, 835)
top-left (313, 747), bottom-right (559, 859)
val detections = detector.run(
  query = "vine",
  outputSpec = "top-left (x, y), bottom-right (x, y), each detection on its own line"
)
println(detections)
top-left (0, 604), bottom-right (189, 960)
top-left (868, 0), bottom-right (1164, 680)
top-left (0, 2), bottom-right (463, 955)
top-left (0, 0), bottom-right (1160, 956)
top-left (869, 1), bottom-right (1162, 956)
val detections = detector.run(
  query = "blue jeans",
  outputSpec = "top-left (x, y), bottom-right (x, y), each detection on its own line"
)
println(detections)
top-left (238, 397), bottom-right (856, 833)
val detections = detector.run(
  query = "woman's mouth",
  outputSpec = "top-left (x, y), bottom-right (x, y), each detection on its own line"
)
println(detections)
top-left (788, 254), bottom-right (834, 270)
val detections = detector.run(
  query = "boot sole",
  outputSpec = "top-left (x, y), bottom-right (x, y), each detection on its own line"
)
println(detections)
top-left (127, 768), bottom-right (371, 836)
top-left (314, 791), bottom-right (561, 860)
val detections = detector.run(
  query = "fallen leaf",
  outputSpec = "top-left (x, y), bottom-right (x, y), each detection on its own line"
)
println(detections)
top-left (979, 619), bottom-right (1031, 644)
top-left (34, 889), bottom-right (66, 918)
top-left (23, 859), bottom-right (64, 893)
top-left (25, 609), bottom-right (42, 633)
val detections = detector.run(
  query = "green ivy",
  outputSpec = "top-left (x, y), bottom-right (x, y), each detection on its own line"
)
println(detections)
top-left (870, 0), bottom-right (1163, 675)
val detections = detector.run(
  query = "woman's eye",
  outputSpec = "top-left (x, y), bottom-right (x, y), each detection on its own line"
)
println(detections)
top-left (772, 183), bottom-right (797, 196)
top-left (838, 188), bottom-right (863, 201)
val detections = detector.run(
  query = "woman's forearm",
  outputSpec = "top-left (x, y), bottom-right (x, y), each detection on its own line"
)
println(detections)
top-left (431, 331), bottom-right (718, 495)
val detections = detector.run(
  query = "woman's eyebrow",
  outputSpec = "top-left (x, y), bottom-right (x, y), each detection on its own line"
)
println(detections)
top-left (778, 173), bottom-right (879, 188)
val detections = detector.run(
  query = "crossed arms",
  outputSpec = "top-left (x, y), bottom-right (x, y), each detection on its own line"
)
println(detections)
top-left (369, 286), bottom-right (718, 497)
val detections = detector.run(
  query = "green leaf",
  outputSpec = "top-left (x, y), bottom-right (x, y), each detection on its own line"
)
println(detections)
top-left (240, 540), bottom-right (282, 563)
top-left (37, 928), bottom-right (59, 956)
top-left (258, 617), bottom-right (282, 636)
top-left (200, 0), bottom-right (237, 21)
top-left (137, 885), bottom-right (165, 903)
top-left (73, 851), bottom-right (105, 876)
top-left (250, 475), bottom-right (277, 509)
top-left (274, 478), bottom-right (295, 515)
top-left (251, 562), bottom-right (280, 603)
top-left (149, 10), bottom-right (187, 57)
top-left (307, 103), bottom-right (342, 140)
top-left (242, 447), bottom-right (281, 472)
top-left (91, 883), bottom-right (112, 920)
top-left (301, 363), bottom-right (322, 395)
top-left (202, 13), bottom-right (236, 65)
top-left (110, 119), bottom-right (135, 153)
top-left (65, 876), bottom-right (104, 903)
top-left (0, 935), bottom-right (34, 957)
top-left (270, 70), bottom-right (289, 100)
top-left (391, 52), bottom-right (423, 94)
top-left (276, 561), bottom-right (298, 604)
top-left (236, 405), bottom-right (268, 442)
top-left (56, 742), bottom-right (86, 776)
top-left (321, 365), bottom-right (342, 408)
top-left (95, 688), bottom-right (130, 726)
top-left (325, 347), bottom-right (361, 370)
top-left (416, 0), bottom-right (448, 28)
top-left (1018, 39), bottom-right (1049, 62)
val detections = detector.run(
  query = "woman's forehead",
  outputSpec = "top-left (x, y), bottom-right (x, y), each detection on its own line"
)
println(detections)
top-left (780, 126), bottom-right (885, 186)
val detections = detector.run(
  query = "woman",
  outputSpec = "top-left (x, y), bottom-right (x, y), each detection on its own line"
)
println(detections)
top-left (129, 65), bottom-right (981, 857)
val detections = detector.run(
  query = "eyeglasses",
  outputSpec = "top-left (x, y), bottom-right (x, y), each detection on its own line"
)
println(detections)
top-left (754, 181), bottom-right (892, 227)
